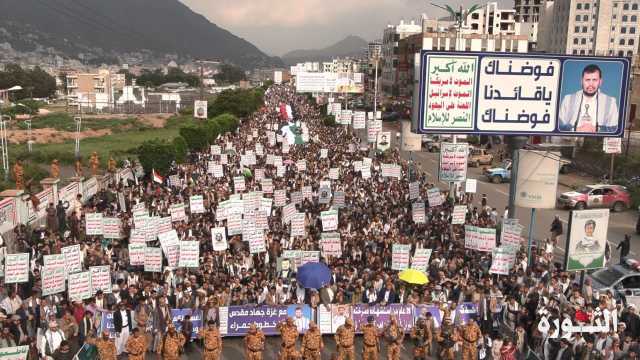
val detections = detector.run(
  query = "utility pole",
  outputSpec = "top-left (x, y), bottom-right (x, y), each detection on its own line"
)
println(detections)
top-left (0, 116), bottom-right (9, 182)
top-left (199, 61), bottom-right (205, 101)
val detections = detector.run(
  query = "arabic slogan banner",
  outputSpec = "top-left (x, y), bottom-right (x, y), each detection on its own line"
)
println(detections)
top-left (464, 225), bottom-right (496, 252)
top-left (427, 188), bottom-right (444, 207)
top-left (320, 232), bottom-right (341, 257)
top-left (490, 247), bottom-right (517, 275)
top-left (0, 346), bottom-right (29, 360)
top-left (4, 253), bottom-right (29, 284)
top-left (391, 244), bottom-right (411, 271)
top-left (410, 248), bottom-right (432, 272)
top-left (219, 305), bottom-right (313, 336)
top-left (144, 247), bottom-right (163, 273)
top-left (439, 143), bottom-right (468, 182)
top-left (68, 271), bottom-right (92, 302)
top-left (501, 219), bottom-right (524, 250)
top-left (90, 266), bottom-right (112, 295)
top-left (171, 309), bottom-right (203, 339)
top-left (451, 205), bottom-right (467, 225)
top-left (320, 210), bottom-right (338, 231)
top-left (42, 266), bottom-right (65, 296)
top-left (350, 304), bottom-right (414, 333)
top-left (412, 202), bottom-right (426, 223)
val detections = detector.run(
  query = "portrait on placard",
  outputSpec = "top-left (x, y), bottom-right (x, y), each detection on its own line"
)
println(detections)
top-left (558, 60), bottom-right (624, 134)
top-left (565, 209), bottom-right (609, 271)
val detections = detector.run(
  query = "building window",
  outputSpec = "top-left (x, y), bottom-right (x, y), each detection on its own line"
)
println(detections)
top-left (633, 3), bottom-right (639, 10)
top-left (613, 14), bottom-right (617, 19)
top-left (580, 50), bottom-right (586, 54)
top-left (583, 26), bottom-right (588, 32)
top-left (624, 3), bottom-right (629, 10)
top-left (612, 26), bottom-right (616, 31)
top-left (629, 39), bottom-right (635, 45)
top-left (574, 38), bottom-right (580, 44)
top-left (577, 3), bottom-right (582, 9)
top-left (573, 49), bottom-right (578, 54)
top-left (611, 38), bottom-right (615, 42)
top-left (614, 2), bottom-right (618, 7)
top-left (623, 15), bottom-right (628, 21)
top-left (632, 16), bottom-right (638, 22)
top-left (631, 27), bottom-right (636, 34)
top-left (582, 38), bottom-right (587, 44)
top-left (589, 49), bottom-right (593, 54)
top-left (585, 3), bottom-right (590, 9)
top-left (620, 38), bottom-right (626, 45)
top-left (583, 15), bottom-right (589, 21)
top-left (619, 50), bottom-right (625, 56)
top-left (622, 27), bottom-right (627, 33)
top-left (629, 50), bottom-right (634, 56)
top-left (609, 50), bottom-right (614, 55)
top-left (576, 15), bottom-right (581, 21)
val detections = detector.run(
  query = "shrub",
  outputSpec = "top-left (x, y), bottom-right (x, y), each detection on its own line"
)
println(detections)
top-left (173, 136), bottom-right (188, 164)
top-left (137, 139), bottom-right (176, 175)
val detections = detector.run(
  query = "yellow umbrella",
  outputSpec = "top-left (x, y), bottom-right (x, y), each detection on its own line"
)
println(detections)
top-left (398, 269), bottom-right (429, 285)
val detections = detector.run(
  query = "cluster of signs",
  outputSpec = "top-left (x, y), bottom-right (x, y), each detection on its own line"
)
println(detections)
top-left (295, 72), bottom-right (365, 93)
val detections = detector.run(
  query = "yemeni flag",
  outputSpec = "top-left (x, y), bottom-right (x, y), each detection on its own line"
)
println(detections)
top-left (152, 169), bottom-right (164, 184)
top-left (279, 103), bottom-right (288, 121)
top-left (285, 104), bottom-right (293, 120)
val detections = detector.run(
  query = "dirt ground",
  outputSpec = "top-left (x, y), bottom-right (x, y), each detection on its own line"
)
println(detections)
top-left (5, 113), bottom-right (172, 144)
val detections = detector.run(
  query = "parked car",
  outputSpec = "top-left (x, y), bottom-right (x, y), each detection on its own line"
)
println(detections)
top-left (484, 159), bottom-right (512, 184)
top-left (421, 135), bottom-right (441, 152)
top-left (588, 260), bottom-right (640, 306)
top-left (382, 111), bottom-right (400, 122)
top-left (557, 184), bottom-right (631, 212)
top-left (468, 147), bottom-right (494, 167)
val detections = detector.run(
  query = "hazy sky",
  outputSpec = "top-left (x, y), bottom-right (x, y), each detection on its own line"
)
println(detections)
top-left (180, 0), bottom-right (512, 56)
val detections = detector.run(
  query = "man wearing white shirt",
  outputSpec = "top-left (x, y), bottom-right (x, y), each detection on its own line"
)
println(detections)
top-left (41, 321), bottom-right (65, 359)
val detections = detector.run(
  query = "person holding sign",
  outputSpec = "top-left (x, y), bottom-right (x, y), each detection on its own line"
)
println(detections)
top-left (558, 64), bottom-right (619, 133)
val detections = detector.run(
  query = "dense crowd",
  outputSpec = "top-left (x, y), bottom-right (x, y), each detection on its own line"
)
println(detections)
top-left (0, 84), bottom-right (636, 360)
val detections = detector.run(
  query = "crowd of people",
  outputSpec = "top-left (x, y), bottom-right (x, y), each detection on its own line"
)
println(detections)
top-left (0, 84), bottom-right (636, 360)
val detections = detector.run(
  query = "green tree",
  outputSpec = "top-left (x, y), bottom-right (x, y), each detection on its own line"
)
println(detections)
top-left (179, 124), bottom-right (208, 151)
top-left (173, 136), bottom-right (188, 164)
top-left (213, 64), bottom-right (246, 84)
top-left (208, 89), bottom-right (264, 118)
top-left (212, 113), bottom-right (239, 133)
top-left (0, 64), bottom-right (56, 99)
top-left (202, 119), bottom-right (221, 144)
top-left (137, 139), bottom-right (176, 175)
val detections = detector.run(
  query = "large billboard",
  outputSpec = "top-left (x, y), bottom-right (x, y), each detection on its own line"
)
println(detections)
top-left (416, 51), bottom-right (630, 137)
top-left (564, 209), bottom-right (609, 271)
top-left (296, 72), bottom-right (364, 93)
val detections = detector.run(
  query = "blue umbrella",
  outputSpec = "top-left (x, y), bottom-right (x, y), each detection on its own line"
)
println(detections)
top-left (296, 262), bottom-right (331, 289)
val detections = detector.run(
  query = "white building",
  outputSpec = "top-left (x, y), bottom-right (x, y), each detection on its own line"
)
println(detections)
top-left (462, 2), bottom-right (518, 35)
top-left (382, 18), bottom-right (423, 95)
top-left (538, 0), bottom-right (640, 58)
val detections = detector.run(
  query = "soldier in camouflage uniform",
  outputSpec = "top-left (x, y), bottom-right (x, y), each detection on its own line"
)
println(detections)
top-left (244, 323), bottom-right (266, 360)
top-left (361, 316), bottom-right (380, 360)
top-left (200, 320), bottom-right (222, 360)
top-left (460, 316), bottom-right (482, 360)
top-left (335, 318), bottom-right (356, 360)
top-left (301, 321), bottom-right (323, 360)
top-left (88, 330), bottom-right (117, 360)
top-left (436, 310), bottom-right (457, 360)
top-left (384, 315), bottom-right (404, 360)
top-left (158, 324), bottom-right (185, 360)
top-left (125, 328), bottom-right (147, 360)
top-left (276, 317), bottom-right (300, 360)
top-left (411, 318), bottom-right (430, 360)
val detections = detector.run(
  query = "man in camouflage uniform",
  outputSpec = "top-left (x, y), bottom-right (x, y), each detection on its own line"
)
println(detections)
top-left (460, 316), bottom-right (482, 360)
top-left (361, 316), bottom-right (380, 360)
top-left (436, 310), bottom-right (457, 360)
top-left (384, 315), bottom-right (404, 360)
top-left (88, 330), bottom-right (117, 360)
top-left (335, 318), bottom-right (355, 360)
top-left (276, 317), bottom-right (300, 360)
top-left (125, 328), bottom-right (147, 360)
top-left (158, 324), bottom-right (185, 360)
top-left (301, 321), bottom-right (323, 360)
top-left (411, 318), bottom-right (430, 360)
top-left (200, 320), bottom-right (222, 360)
top-left (244, 323), bottom-right (266, 360)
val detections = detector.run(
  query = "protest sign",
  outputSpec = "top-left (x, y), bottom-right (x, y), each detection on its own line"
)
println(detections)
top-left (296, 160), bottom-right (307, 172)
top-left (101, 217), bottom-right (121, 239)
top-left (179, 241), bottom-right (199, 268)
top-left (129, 228), bottom-right (146, 244)
top-left (439, 143), bottom-right (468, 182)
top-left (409, 182), bottom-right (419, 200)
top-left (350, 304), bottom-right (414, 333)
top-left (42, 266), bottom-right (66, 296)
top-left (144, 247), bottom-right (163, 273)
top-left (248, 230), bottom-right (266, 254)
top-left (604, 137), bottom-right (622, 154)
top-left (290, 191), bottom-right (303, 205)
top-left (464, 225), bottom-right (497, 252)
top-left (410, 248), bottom-right (432, 272)
top-left (451, 205), bottom-right (467, 225)
top-left (68, 271), bottom-right (92, 302)
top-left (90, 266), bottom-right (112, 295)
top-left (171, 309), bottom-right (203, 340)
top-left (43, 254), bottom-right (65, 272)
top-left (189, 195), bottom-right (205, 214)
top-left (282, 203), bottom-right (297, 224)
top-left (412, 202), bottom-right (426, 223)
top-left (219, 305), bottom-right (313, 336)
top-left (169, 203), bottom-right (187, 222)
top-left (129, 243), bottom-right (146, 266)
top-left (274, 190), bottom-right (286, 207)
top-left (62, 245), bottom-right (82, 274)
top-left (291, 213), bottom-right (306, 237)
top-left (391, 244), bottom-right (411, 271)
top-left (212, 164), bottom-right (224, 178)
top-left (333, 191), bottom-right (345, 208)
top-left (353, 111), bottom-right (366, 129)
top-left (465, 179), bottom-right (477, 193)
top-left (0, 346), bottom-right (29, 360)
top-left (321, 210), bottom-right (338, 231)
top-left (234, 176), bottom-right (246, 193)
top-left (85, 213), bottom-right (103, 235)
top-left (211, 227), bottom-right (228, 251)
top-left (211, 145), bottom-right (221, 155)
top-left (501, 220), bottom-right (524, 249)
top-left (227, 213), bottom-right (242, 236)
top-left (427, 188), bottom-right (444, 207)
top-left (329, 168), bottom-right (339, 180)
top-left (490, 247), bottom-right (517, 275)
top-left (320, 149), bottom-right (328, 158)
top-left (320, 232), bottom-right (341, 257)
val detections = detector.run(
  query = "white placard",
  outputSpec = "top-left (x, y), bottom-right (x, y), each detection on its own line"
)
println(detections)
top-left (179, 241), bottom-right (199, 268)
top-left (320, 210), bottom-right (338, 231)
top-left (515, 150), bottom-right (560, 209)
top-left (129, 243), bottom-right (146, 266)
top-left (62, 245), bottom-right (82, 274)
top-left (68, 271), bottom-right (92, 302)
top-left (90, 265), bottom-right (112, 295)
top-left (211, 227), bottom-right (228, 251)
top-left (427, 188), bottom-right (444, 207)
top-left (234, 176), bottom-right (246, 193)
top-left (411, 248), bottom-right (432, 272)
top-left (144, 247), bottom-right (163, 272)
top-left (490, 247), bottom-right (517, 275)
top-left (291, 213), bottom-right (306, 237)
top-left (189, 195), bottom-right (205, 214)
top-left (409, 182), bottom-right (420, 200)
top-left (439, 143), bottom-right (469, 182)
top-left (464, 225), bottom-right (497, 252)
top-left (604, 137), bottom-right (622, 154)
top-left (465, 179), bottom-right (477, 193)
top-left (102, 217), bottom-right (121, 239)
top-left (392, 244), bottom-right (411, 271)
top-left (321, 232), bottom-right (342, 257)
top-left (42, 266), bottom-right (66, 296)
top-left (169, 203), bottom-right (187, 222)
top-left (85, 213), bottom-right (103, 235)
top-left (451, 205), bottom-right (467, 225)
top-left (4, 253), bottom-right (29, 283)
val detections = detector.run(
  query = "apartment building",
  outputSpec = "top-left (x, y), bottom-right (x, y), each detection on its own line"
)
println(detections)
top-left (66, 69), bottom-right (125, 111)
top-left (381, 19), bottom-right (423, 96)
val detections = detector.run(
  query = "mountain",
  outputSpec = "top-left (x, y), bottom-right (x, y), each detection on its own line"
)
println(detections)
top-left (282, 35), bottom-right (368, 65)
top-left (0, 0), bottom-right (282, 69)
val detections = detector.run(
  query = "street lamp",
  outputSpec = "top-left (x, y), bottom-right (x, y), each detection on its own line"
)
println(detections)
top-left (15, 103), bottom-right (32, 153)
top-left (0, 115), bottom-right (9, 182)
top-left (74, 116), bottom-right (82, 157)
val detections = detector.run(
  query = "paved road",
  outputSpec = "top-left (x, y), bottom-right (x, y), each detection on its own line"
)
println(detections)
top-left (380, 121), bottom-right (639, 264)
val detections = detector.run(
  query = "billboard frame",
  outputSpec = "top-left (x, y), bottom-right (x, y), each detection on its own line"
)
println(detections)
top-left (415, 50), bottom-right (630, 137)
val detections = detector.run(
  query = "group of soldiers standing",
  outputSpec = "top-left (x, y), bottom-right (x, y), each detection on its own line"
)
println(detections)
top-left (410, 310), bottom-right (483, 360)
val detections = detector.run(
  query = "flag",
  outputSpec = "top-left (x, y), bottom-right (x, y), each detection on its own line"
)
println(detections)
top-left (279, 103), bottom-right (288, 121)
top-left (285, 104), bottom-right (293, 120)
top-left (152, 169), bottom-right (164, 184)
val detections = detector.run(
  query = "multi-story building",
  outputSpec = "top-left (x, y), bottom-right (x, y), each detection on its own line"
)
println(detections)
top-left (365, 41), bottom-right (383, 95)
top-left (462, 2), bottom-right (518, 35)
top-left (66, 69), bottom-right (126, 111)
top-left (538, 0), bottom-right (640, 58)
top-left (513, 0), bottom-right (555, 50)
top-left (381, 19), bottom-right (423, 96)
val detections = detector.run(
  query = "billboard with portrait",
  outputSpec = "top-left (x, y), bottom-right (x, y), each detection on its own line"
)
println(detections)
top-left (565, 209), bottom-right (610, 271)
top-left (415, 51), bottom-right (629, 137)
